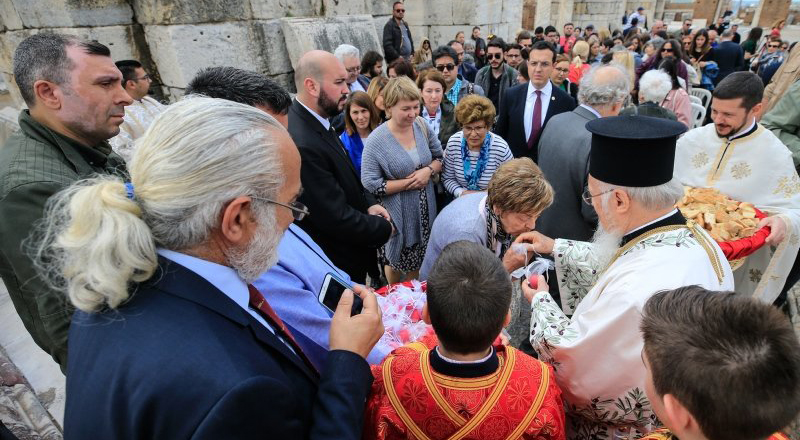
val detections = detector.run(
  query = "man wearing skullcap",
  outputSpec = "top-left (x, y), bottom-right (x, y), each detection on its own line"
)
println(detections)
top-left (522, 115), bottom-right (735, 439)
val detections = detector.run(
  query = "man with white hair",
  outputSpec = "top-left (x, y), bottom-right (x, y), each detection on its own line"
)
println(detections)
top-left (523, 116), bottom-right (734, 439)
top-left (334, 44), bottom-right (370, 92)
top-left (621, 69), bottom-right (679, 121)
top-left (41, 97), bottom-right (385, 438)
top-left (536, 64), bottom-right (630, 311)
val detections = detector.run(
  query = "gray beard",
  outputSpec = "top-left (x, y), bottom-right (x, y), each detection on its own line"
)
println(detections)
top-left (227, 205), bottom-right (281, 283)
top-left (590, 225), bottom-right (624, 271)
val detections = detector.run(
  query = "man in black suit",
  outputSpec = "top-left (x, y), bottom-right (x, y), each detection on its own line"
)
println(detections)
top-left (713, 30), bottom-right (744, 85)
top-left (289, 50), bottom-right (393, 284)
top-left (57, 97), bottom-right (384, 439)
top-left (494, 41), bottom-right (576, 162)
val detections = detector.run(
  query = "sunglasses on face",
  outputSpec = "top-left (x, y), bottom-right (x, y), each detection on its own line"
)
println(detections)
top-left (489, 53), bottom-right (503, 60)
top-left (395, 8), bottom-right (404, 12)
top-left (662, 47), bottom-right (673, 52)
top-left (770, 44), bottom-right (781, 48)
top-left (435, 64), bottom-right (456, 72)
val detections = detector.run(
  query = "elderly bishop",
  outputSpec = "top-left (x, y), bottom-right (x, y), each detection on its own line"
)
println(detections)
top-left (675, 72), bottom-right (800, 304)
top-left (523, 116), bottom-right (735, 440)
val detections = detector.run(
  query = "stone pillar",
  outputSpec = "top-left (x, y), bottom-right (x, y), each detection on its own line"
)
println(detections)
top-left (692, 0), bottom-right (720, 23)
top-left (535, 0), bottom-right (552, 27)
top-left (556, 0), bottom-right (575, 29)
top-left (753, 0), bottom-right (791, 27)
top-left (523, 0), bottom-right (536, 29)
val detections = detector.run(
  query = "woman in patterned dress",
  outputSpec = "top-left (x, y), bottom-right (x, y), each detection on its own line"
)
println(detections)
top-left (361, 77), bottom-right (444, 284)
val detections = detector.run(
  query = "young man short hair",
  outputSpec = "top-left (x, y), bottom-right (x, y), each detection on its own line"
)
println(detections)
top-left (640, 286), bottom-right (800, 440)
top-left (364, 241), bottom-right (566, 440)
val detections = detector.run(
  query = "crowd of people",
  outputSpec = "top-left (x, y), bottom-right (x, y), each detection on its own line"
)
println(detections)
top-left (1, 2), bottom-right (800, 439)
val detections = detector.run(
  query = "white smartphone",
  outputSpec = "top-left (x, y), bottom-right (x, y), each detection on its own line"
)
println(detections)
top-left (318, 273), bottom-right (363, 316)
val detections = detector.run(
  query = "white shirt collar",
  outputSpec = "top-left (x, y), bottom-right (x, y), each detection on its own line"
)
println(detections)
top-left (157, 249), bottom-right (250, 310)
top-left (297, 98), bottom-right (331, 131)
top-left (580, 104), bottom-right (602, 118)
top-left (729, 118), bottom-right (757, 140)
top-left (527, 80), bottom-right (553, 99)
top-left (624, 209), bottom-right (680, 237)
top-left (435, 346), bottom-right (495, 364)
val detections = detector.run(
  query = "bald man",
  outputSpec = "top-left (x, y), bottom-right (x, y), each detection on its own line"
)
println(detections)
top-left (288, 50), bottom-right (392, 284)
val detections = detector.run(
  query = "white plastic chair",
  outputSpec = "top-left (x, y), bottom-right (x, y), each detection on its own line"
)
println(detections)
top-left (690, 88), bottom-right (712, 112)
top-left (690, 102), bottom-right (706, 128)
top-left (688, 95), bottom-right (702, 106)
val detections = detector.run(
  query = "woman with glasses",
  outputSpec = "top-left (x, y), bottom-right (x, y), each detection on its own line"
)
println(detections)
top-left (551, 54), bottom-right (578, 99)
top-left (420, 158), bottom-right (553, 282)
top-left (361, 77), bottom-right (444, 284)
top-left (635, 39), bottom-right (688, 93)
top-left (442, 95), bottom-right (512, 199)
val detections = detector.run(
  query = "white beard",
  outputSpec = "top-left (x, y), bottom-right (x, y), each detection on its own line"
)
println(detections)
top-left (227, 204), bottom-right (281, 283)
top-left (590, 225), bottom-right (624, 271)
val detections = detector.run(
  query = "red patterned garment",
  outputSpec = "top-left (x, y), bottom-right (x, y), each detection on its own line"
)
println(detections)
top-left (640, 428), bottom-right (789, 440)
top-left (363, 342), bottom-right (566, 440)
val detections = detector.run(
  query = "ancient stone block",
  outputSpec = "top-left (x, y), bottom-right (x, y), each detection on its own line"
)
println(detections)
top-left (374, 15), bottom-right (391, 45)
top-left (0, 26), bottom-right (149, 76)
top-left (503, 0), bottom-right (524, 29)
top-left (427, 25), bottom-right (469, 48)
top-left (251, 20), bottom-right (293, 74)
top-left (475, 0), bottom-right (505, 25)
top-left (0, 2), bottom-right (23, 31)
top-left (322, 0), bottom-right (372, 16)
top-left (371, 0), bottom-right (394, 16)
top-left (133, 0), bottom-right (252, 25)
top-left (270, 72), bottom-right (297, 93)
top-left (145, 22), bottom-right (267, 88)
top-left (280, 15), bottom-right (382, 71)
top-left (8, 0), bottom-right (132, 28)
top-left (0, 72), bottom-right (24, 110)
top-left (251, 0), bottom-right (320, 19)
top-left (408, 24), bottom-right (430, 48)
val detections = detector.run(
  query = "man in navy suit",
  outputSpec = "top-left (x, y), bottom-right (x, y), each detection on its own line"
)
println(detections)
top-left (495, 41), bottom-right (576, 162)
top-left (54, 96), bottom-right (384, 439)
top-left (713, 30), bottom-right (744, 85)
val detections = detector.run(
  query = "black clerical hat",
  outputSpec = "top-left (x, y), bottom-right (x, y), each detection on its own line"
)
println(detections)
top-left (586, 115), bottom-right (687, 187)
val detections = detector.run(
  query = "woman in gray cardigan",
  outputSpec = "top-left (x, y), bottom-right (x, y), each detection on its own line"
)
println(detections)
top-left (361, 77), bottom-right (443, 283)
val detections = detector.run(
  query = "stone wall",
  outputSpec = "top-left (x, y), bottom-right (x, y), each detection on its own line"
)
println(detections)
top-left (0, 0), bottom-right (521, 108)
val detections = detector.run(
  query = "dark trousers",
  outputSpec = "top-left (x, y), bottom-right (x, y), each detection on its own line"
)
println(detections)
top-left (776, 249), bottom-right (800, 308)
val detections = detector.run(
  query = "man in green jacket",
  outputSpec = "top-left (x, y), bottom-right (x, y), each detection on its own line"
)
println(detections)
top-left (762, 79), bottom-right (800, 173)
top-left (0, 33), bottom-right (132, 371)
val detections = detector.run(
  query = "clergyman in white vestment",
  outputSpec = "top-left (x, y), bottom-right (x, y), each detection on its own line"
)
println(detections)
top-left (675, 72), bottom-right (800, 304)
top-left (522, 116), bottom-right (735, 440)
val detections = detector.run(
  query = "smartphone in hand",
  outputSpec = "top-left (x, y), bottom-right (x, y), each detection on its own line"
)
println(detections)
top-left (318, 273), bottom-right (364, 316)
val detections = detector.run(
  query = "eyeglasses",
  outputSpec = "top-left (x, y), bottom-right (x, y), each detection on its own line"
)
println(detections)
top-left (345, 66), bottom-right (360, 74)
top-left (463, 124), bottom-right (487, 134)
top-left (769, 44), bottom-right (781, 48)
top-left (132, 74), bottom-right (151, 81)
top-left (250, 196), bottom-right (310, 221)
top-left (528, 61), bottom-right (552, 69)
top-left (489, 53), bottom-right (503, 60)
top-left (555, 67), bottom-right (569, 74)
top-left (435, 63), bottom-right (456, 72)
top-left (582, 187), bottom-right (615, 205)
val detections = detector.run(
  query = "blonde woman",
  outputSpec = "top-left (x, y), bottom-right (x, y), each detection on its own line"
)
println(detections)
top-left (361, 77), bottom-right (444, 283)
top-left (569, 40), bottom-right (591, 83)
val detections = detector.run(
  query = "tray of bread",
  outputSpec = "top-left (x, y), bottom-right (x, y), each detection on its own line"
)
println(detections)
top-left (676, 187), bottom-right (770, 264)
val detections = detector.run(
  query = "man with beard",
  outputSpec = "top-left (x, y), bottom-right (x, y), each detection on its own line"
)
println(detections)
top-left (38, 97), bottom-right (385, 439)
top-left (475, 37), bottom-right (518, 112)
top-left (0, 33), bottom-right (132, 371)
top-left (288, 50), bottom-right (393, 284)
top-left (521, 115), bottom-right (734, 439)
top-left (675, 72), bottom-right (800, 305)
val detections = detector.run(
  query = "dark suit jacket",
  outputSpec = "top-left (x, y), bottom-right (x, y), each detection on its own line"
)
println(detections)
top-left (536, 105), bottom-right (598, 244)
top-left (64, 258), bottom-right (373, 440)
top-left (494, 81), bottom-right (576, 162)
top-left (713, 41), bottom-right (745, 84)
top-left (288, 99), bottom-right (392, 283)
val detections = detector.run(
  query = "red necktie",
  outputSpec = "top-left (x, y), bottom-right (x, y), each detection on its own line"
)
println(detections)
top-left (527, 90), bottom-right (542, 150)
top-left (247, 284), bottom-right (319, 375)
